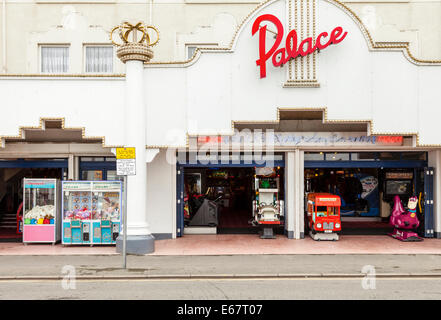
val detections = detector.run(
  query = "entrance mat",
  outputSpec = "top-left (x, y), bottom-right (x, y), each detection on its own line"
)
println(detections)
top-left (218, 209), bottom-right (253, 229)
top-left (0, 229), bottom-right (22, 242)
top-left (340, 221), bottom-right (394, 235)
top-left (342, 221), bottom-right (391, 228)
top-left (218, 227), bottom-right (285, 235)
top-left (218, 228), bottom-right (258, 234)
top-left (341, 228), bottom-right (393, 236)
top-left (0, 237), bottom-right (22, 243)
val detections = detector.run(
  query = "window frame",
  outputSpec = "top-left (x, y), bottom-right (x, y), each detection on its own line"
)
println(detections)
top-left (185, 43), bottom-right (218, 60)
top-left (39, 44), bottom-right (71, 74)
top-left (83, 44), bottom-right (114, 74)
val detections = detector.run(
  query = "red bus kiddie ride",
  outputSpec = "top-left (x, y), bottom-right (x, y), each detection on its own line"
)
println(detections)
top-left (306, 193), bottom-right (342, 241)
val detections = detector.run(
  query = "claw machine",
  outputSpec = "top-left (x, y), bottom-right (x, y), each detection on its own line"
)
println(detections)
top-left (23, 178), bottom-right (61, 244)
top-left (62, 181), bottom-right (121, 245)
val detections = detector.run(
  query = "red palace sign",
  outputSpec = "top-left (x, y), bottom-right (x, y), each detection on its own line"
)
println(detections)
top-left (251, 14), bottom-right (348, 78)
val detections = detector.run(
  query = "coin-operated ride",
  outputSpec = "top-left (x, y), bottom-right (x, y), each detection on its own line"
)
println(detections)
top-left (389, 195), bottom-right (423, 242)
top-left (306, 193), bottom-right (342, 241)
top-left (252, 167), bottom-right (284, 239)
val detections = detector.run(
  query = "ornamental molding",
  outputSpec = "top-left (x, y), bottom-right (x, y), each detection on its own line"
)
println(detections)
top-left (116, 43), bottom-right (154, 63)
top-left (111, 21), bottom-right (159, 63)
top-left (2, 115), bottom-right (433, 152)
top-left (0, 74), bottom-right (125, 78)
top-left (146, 108), bottom-right (440, 148)
top-left (0, 118), bottom-right (124, 149)
top-left (145, 0), bottom-right (441, 68)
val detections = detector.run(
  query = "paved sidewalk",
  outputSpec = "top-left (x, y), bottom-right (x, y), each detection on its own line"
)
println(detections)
top-left (1, 235), bottom-right (441, 256)
top-left (151, 235), bottom-right (441, 255)
top-left (1, 254), bottom-right (441, 278)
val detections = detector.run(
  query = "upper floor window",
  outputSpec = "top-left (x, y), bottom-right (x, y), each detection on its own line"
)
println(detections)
top-left (41, 46), bottom-right (69, 73)
top-left (187, 46), bottom-right (197, 59)
top-left (186, 44), bottom-right (218, 60)
top-left (85, 45), bottom-right (113, 73)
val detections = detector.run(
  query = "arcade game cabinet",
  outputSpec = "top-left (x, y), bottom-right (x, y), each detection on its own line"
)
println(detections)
top-left (251, 167), bottom-right (284, 239)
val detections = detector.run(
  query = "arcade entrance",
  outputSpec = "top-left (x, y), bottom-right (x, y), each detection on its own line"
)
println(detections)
top-left (304, 151), bottom-right (434, 238)
top-left (0, 159), bottom-right (67, 242)
top-left (176, 153), bottom-right (285, 237)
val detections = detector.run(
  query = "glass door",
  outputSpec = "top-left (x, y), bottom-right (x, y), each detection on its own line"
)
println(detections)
top-left (81, 170), bottom-right (103, 181)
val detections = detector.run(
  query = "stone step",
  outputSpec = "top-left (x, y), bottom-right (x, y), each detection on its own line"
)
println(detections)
top-left (0, 220), bottom-right (16, 224)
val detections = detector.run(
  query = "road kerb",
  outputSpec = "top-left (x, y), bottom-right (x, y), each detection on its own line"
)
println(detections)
top-left (1, 272), bottom-right (441, 281)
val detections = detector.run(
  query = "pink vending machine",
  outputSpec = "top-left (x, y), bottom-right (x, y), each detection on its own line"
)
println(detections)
top-left (22, 179), bottom-right (61, 244)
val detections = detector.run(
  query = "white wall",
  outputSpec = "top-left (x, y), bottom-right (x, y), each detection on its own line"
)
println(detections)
top-left (146, 149), bottom-right (176, 238)
top-left (0, 77), bottom-right (125, 148)
top-left (1, 0), bottom-right (441, 73)
top-left (144, 0), bottom-right (441, 147)
top-left (0, 0), bottom-right (440, 149)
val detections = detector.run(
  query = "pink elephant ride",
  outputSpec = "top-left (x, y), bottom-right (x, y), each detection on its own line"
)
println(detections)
top-left (389, 195), bottom-right (423, 242)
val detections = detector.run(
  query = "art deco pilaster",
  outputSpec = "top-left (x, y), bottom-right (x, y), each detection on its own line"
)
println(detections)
top-left (111, 22), bottom-right (159, 254)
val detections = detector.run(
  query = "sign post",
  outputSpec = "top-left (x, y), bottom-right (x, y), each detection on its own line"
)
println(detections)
top-left (122, 176), bottom-right (128, 269)
top-left (116, 147), bottom-right (136, 269)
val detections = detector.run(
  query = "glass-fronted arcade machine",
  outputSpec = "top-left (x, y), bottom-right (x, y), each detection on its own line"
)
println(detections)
top-left (62, 181), bottom-right (121, 245)
top-left (22, 178), bottom-right (61, 244)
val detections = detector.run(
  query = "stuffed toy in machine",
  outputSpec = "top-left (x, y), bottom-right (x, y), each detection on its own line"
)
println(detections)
top-left (24, 205), bottom-right (55, 222)
top-left (389, 195), bottom-right (423, 242)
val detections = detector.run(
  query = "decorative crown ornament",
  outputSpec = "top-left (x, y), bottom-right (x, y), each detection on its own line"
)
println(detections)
top-left (110, 22), bottom-right (160, 63)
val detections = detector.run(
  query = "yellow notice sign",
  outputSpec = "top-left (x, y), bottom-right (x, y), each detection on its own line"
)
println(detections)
top-left (116, 147), bottom-right (136, 160)
top-left (116, 147), bottom-right (136, 176)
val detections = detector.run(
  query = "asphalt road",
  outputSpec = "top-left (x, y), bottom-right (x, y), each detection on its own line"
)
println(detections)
top-left (2, 254), bottom-right (441, 277)
top-left (1, 277), bottom-right (441, 300)
top-left (2, 254), bottom-right (441, 301)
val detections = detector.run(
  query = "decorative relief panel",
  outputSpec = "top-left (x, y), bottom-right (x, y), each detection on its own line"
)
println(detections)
top-left (284, 0), bottom-right (319, 87)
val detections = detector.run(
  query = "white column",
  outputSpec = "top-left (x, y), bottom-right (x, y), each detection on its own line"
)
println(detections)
top-left (285, 150), bottom-right (305, 239)
top-left (297, 150), bottom-right (305, 238)
top-left (74, 156), bottom-right (80, 180)
top-left (112, 28), bottom-right (156, 254)
top-left (120, 59), bottom-right (155, 253)
top-left (68, 154), bottom-right (75, 180)
top-left (285, 151), bottom-right (295, 238)
top-left (293, 149), bottom-right (304, 239)
top-left (126, 60), bottom-right (147, 235)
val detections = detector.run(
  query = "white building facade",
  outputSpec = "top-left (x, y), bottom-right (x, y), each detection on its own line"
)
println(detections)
top-left (0, 0), bottom-right (441, 253)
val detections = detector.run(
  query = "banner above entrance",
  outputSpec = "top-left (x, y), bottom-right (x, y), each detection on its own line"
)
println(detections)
top-left (195, 132), bottom-right (403, 148)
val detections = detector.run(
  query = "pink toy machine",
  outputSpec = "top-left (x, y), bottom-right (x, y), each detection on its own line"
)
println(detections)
top-left (22, 178), bottom-right (61, 245)
top-left (389, 195), bottom-right (423, 242)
